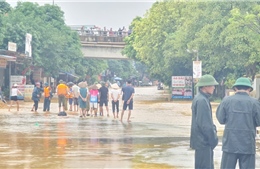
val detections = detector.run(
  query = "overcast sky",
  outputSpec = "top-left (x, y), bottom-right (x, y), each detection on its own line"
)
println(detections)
top-left (5, 0), bottom-right (156, 30)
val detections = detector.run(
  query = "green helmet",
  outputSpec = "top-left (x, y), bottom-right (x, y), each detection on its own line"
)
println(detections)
top-left (232, 77), bottom-right (253, 91)
top-left (195, 74), bottom-right (219, 87)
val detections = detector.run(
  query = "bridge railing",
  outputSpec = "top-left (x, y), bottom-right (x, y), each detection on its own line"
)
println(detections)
top-left (77, 30), bottom-right (130, 43)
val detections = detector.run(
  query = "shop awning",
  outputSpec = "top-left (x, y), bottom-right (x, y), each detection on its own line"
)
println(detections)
top-left (59, 72), bottom-right (79, 78)
top-left (0, 55), bottom-right (16, 62)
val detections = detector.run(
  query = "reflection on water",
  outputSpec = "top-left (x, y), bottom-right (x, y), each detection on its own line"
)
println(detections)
top-left (0, 112), bottom-right (186, 169)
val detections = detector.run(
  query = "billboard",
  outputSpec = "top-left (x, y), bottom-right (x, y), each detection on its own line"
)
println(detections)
top-left (172, 76), bottom-right (193, 99)
top-left (8, 42), bottom-right (17, 52)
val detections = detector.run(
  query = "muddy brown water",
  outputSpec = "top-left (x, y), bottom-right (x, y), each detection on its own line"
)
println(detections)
top-left (1, 86), bottom-right (260, 168)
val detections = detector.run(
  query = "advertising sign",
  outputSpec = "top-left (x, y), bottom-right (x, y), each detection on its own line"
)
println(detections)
top-left (25, 33), bottom-right (32, 57)
top-left (8, 42), bottom-right (17, 52)
top-left (0, 58), bottom-right (7, 68)
top-left (10, 76), bottom-right (26, 100)
top-left (24, 85), bottom-right (34, 101)
top-left (172, 76), bottom-right (193, 99)
top-left (193, 61), bottom-right (202, 79)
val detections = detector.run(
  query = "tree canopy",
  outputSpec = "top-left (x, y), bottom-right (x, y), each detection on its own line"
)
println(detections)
top-left (0, 1), bottom-right (139, 84)
top-left (123, 1), bottom-right (260, 87)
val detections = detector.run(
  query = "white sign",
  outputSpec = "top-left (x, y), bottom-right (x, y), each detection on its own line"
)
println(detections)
top-left (8, 42), bottom-right (17, 52)
top-left (25, 33), bottom-right (32, 57)
top-left (24, 85), bottom-right (34, 101)
top-left (172, 76), bottom-right (186, 87)
top-left (193, 61), bottom-right (202, 79)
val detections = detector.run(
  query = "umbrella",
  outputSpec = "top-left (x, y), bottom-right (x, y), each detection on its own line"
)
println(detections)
top-left (114, 77), bottom-right (122, 81)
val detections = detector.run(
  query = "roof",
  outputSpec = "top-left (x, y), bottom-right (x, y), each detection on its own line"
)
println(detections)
top-left (0, 55), bottom-right (16, 62)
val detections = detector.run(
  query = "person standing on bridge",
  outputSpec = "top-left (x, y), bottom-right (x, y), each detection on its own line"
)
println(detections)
top-left (120, 79), bottom-right (135, 122)
top-left (216, 77), bottom-right (260, 169)
top-left (190, 74), bottom-right (219, 169)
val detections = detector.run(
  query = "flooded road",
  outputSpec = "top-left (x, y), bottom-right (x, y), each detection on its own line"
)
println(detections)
top-left (1, 86), bottom-right (260, 168)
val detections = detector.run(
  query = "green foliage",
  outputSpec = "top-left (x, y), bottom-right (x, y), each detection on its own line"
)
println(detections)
top-left (0, 2), bottom-right (84, 78)
top-left (124, 1), bottom-right (260, 87)
top-left (107, 59), bottom-right (137, 80)
top-left (0, 1), bottom-right (11, 46)
top-left (1, 1), bottom-right (136, 83)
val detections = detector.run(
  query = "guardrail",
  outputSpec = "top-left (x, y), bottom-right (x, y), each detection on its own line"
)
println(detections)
top-left (77, 30), bottom-right (130, 42)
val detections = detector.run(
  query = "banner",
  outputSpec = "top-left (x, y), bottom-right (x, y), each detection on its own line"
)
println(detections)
top-left (25, 33), bottom-right (32, 57)
top-left (193, 61), bottom-right (202, 79)
top-left (172, 76), bottom-right (193, 99)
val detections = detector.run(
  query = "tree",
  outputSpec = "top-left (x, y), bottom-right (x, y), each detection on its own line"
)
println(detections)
top-left (1, 2), bottom-right (83, 78)
top-left (124, 1), bottom-right (260, 88)
top-left (0, 1), bottom-right (11, 46)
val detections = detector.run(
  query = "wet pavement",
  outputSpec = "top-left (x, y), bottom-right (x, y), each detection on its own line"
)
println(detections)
top-left (1, 86), bottom-right (260, 168)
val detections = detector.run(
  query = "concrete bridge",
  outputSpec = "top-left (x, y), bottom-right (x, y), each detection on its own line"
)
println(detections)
top-left (73, 25), bottom-right (129, 59)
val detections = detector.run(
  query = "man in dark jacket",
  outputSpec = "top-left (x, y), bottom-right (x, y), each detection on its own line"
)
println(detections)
top-left (190, 74), bottom-right (219, 169)
top-left (216, 77), bottom-right (260, 169)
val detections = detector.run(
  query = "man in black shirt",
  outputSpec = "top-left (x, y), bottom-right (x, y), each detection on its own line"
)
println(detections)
top-left (98, 82), bottom-right (109, 116)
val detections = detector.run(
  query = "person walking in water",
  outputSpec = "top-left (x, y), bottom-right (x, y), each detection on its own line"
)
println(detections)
top-left (9, 84), bottom-right (23, 111)
top-left (31, 82), bottom-right (42, 112)
top-left (120, 80), bottom-right (134, 122)
top-left (43, 82), bottom-right (52, 112)
top-left (99, 82), bottom-right (109, 117)
top-left (78, 81), bottom-right (88, 117)
top-left (56, 80), bottom-right (68, 112)
top-left (110, 83), bottom-right (120, 118)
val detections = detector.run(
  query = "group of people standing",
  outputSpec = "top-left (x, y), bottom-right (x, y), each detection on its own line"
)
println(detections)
top-left (190, 74), bottom-right (260, 169)
top-left (15, 79), bottom-right (135, 122)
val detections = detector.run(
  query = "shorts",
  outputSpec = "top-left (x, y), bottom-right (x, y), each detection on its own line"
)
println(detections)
top-left (99, 100), bottom-right (108, 106)
top-left (90, 102), bottom-right (98, 109)
top-left (69, 98), bottom-right (73, 105)
top-left (73, 97), bottom-right (78, 105)
top-left (11, 96), bottom-right (18, 101)
top-left (58, 95), bottom-right (66, 107)
top-left (123, 100), bottom-right (133, 110)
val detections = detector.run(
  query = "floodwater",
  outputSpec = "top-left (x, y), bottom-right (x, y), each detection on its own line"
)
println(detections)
top-left (1, 86), bottom-right (260, 169)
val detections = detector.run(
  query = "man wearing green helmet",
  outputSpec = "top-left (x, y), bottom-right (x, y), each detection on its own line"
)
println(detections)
top-left (190, 74), bottom-right (219, 169)
top-left (216, 77), bottom-right (260, 168)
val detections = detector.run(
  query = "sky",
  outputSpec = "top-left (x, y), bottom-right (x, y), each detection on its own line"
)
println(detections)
top-left (5, 0), bottom-right (156, 30)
